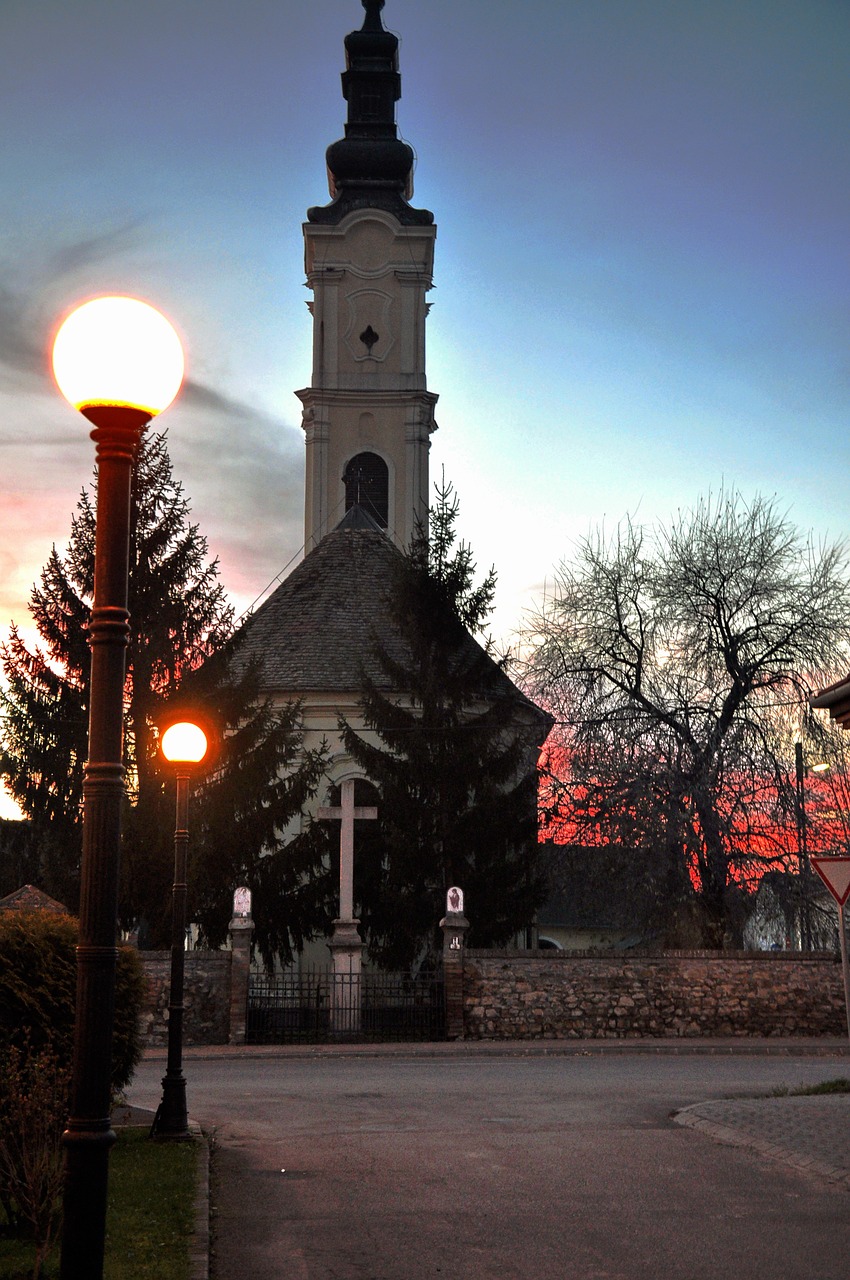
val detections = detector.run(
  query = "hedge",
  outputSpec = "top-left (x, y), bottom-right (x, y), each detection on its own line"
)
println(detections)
top-left (0, 910), bottom-right (145, 1092)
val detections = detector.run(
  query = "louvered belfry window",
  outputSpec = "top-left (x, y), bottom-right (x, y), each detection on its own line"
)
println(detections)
top-left (343, 451), bottom-right (389, 528)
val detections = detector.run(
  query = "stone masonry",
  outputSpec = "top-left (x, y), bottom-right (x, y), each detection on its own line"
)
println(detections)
top-left (463, 951), bottom-right (848, 1039)
top-left (140, 950), bottom-right (232, 1046)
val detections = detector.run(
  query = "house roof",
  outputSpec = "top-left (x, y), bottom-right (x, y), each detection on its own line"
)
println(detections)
top-left (236, 514), bottom-right (550, 727)
top-left (536, 844), bottom-right (660, 936)
top-left (810, 674), bottom-right (850, 728)
top-left (0, 884), bottom-right (68, 914)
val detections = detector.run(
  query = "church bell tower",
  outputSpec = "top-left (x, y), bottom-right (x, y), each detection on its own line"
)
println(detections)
top-left (297, 0), bottom-right (438, 553)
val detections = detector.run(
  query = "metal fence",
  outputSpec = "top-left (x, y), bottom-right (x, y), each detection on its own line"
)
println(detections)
top-left (247, 966), bottom-right (446, 1044)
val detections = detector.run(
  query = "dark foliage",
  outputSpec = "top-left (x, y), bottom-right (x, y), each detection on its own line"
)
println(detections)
top-left (0, 910), bottom-right (144, 1092)
top-left (0, 431), bottom-right (330, 963)
top-left (340, 481), bottom-right (549, 968)
top-left (0, 1034), bottom-right (70, 1275)
top-left (528, 491), bottom-right (850, 947)
top-left (0, 822), bottom-right (41, 900)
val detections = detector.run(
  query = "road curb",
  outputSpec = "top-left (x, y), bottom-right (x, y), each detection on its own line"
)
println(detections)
top-left (673, 1097), bottom-right (850, 1189)
top-left (113, 1106), bottom-right (210, 1278)
top-left (142, 1036), bottom-right (850, 1063)
top-left (188, 1124), bottom-right (210, 1280)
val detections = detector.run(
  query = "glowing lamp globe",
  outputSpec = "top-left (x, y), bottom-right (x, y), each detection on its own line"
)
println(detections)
top-left (52, 296), bottom-right (184, 421)
top-left (161, 722), bottom-right (208, 766)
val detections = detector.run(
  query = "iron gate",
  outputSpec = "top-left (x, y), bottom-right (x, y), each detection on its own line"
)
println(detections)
top-left (247, 966), bottom-right (446, 1044)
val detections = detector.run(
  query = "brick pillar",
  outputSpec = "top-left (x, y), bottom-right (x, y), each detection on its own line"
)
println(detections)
top-left (228, 914), bottom-right (254, 1045)
top-left (440, 900), bottom-right (469, 1041)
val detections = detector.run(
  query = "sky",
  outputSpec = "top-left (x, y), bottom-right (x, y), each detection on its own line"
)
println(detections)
top-left (1, 0), bottom-right (849, 818)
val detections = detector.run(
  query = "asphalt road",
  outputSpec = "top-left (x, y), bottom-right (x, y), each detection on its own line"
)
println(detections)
top-left (127, 1051), bottom-right (849, 1280)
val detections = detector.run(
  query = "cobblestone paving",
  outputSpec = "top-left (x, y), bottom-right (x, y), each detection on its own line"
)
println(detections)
top-left (675, 1094), bottom-right (850, 1187)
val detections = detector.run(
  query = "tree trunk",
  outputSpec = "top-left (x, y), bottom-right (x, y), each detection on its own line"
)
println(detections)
top-left (691, 788), bottom-right (729, 948)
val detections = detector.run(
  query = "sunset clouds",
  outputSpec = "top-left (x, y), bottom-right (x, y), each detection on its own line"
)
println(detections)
top-left (1, 0), bottom-right (848, 654)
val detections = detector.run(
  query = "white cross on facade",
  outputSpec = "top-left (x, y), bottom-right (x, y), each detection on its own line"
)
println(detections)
top-left (317, 779), bottom-right (378, 921)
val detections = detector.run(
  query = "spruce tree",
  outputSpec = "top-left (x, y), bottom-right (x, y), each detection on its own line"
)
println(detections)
top-left (0, 431), bottom-right (330, 961)
top-left (340, 481), bottom-right (548, 969)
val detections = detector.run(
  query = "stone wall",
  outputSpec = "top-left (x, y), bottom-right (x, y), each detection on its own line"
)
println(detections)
top-left (140, 950), bottom-right (232, 1046)
top-left (463, 951), bottom-right (847, 1039)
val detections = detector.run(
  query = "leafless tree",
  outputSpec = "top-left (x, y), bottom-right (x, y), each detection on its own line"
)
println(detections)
top-left (525, 491), bottom-right (850, 947)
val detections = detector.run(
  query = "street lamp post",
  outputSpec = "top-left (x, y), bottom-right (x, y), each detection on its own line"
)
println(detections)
top-left (53, 296), bottom-right (184, 1280)
top-left (152, 719), bottom-right (209, 1139)
top-left (795, 741), bottom-right (829, 951)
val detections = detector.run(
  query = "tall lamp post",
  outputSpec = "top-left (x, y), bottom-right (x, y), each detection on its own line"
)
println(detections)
top-left (795, 741), bottom-right (829, 951)
top-left (152, 719), bottom-right (209, 1139)
top-left (53, 296), bottom-right (184, 1280)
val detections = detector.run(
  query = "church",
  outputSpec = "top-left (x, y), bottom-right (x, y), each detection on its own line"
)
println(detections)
top-left (236, 0), bottom-right (551, 967)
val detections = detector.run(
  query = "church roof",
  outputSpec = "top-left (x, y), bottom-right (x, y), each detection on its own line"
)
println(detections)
top-left (236, 517), bottom-right (549, 727)
top-left (238, 520), bottom-right (402, 691)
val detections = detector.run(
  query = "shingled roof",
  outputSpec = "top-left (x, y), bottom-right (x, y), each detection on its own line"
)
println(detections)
top-left (0, 884), bottom-right (68, 914)
top-left (237, 516), bottom-right (404, 691)
top-left (236, 512), bottom-right (548, 725)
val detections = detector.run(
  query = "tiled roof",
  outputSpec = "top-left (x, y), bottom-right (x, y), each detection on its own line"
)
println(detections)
top-left (0, 884), bottom-right (68, 914)
top-left (235, 519), bottom-right (548, 724)
top-left (236, 523), bottom-right (406, 691)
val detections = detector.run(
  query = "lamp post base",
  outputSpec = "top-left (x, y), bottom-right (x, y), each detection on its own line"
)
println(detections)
top-left (152, 1073), bottom-right (189, 1139)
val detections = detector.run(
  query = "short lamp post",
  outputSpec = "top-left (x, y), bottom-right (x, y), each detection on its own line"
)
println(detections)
top-left (53, 296), bottom-right (184, 1280)
top-left (153, 720), bottom-right (209, 1139)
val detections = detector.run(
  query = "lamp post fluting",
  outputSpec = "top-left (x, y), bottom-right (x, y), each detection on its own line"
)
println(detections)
top-left (53, 296), bottom-right (184, 1280)
top-left (153, 720), bottom-right (209, 1139)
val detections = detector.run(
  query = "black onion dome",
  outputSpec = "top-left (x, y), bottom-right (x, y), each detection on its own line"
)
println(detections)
top-left (308, 0), bottom-right (433, 226)
top-left (325, 135), bottom-right (415, 189)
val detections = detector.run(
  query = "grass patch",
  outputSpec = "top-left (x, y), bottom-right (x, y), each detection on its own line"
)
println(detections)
top-left (0, 1128), bottom-right (199, 1279)
top-left (770, 1077), bottom-right (850, 1098)
top-left (105, 1128), bottom-right (199, 1280)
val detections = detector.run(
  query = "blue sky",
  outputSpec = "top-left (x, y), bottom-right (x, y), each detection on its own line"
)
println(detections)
top-left (1, 0), bottom-right (849, 812)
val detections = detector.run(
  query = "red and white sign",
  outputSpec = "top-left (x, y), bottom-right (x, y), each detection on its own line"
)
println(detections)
top-left (810, 856), bottom-right (850, 908)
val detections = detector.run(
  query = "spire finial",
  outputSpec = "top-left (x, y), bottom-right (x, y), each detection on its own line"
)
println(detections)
top-left (362, 0), bottom-right (385, 30)
top-left (307, 0), bottom-right (433, 226)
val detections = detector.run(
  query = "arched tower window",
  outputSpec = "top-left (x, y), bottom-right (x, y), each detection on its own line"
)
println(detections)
top-left (343, 451), bottom-right (389, 528)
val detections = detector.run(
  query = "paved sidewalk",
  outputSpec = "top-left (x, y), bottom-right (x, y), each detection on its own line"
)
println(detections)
top-left (675, 1092), bottom-right (850, 1187)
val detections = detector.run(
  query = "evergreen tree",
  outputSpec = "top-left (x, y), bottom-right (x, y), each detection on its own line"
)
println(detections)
top-left (0, 431), bottom-right (330, 961)
top-left (340, 480), bottom-right (549, 969)
top-left (0, 820), bottom-right (40, 900)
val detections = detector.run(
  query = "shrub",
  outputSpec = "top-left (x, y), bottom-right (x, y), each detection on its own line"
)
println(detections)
top-left (113, 943), bottom-right (148, 1091)
top-left (0, 1034), bottom-right (71, 1278)
top-left (0, 909), bottom-right (145, 1091)
top-left (0, 911), bottom-right (77, 1058)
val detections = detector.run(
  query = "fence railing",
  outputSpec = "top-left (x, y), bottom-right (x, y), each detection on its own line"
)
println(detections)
top-left (247, 966), bottom-right (446, 1044)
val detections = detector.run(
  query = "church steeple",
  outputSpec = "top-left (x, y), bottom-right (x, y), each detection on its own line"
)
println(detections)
top-left (308, 0), bottom-right (433, 226)
top-left (297, 2), bottom-right (438, 555)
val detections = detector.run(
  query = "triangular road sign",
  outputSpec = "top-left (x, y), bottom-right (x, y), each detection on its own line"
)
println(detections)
top-left (810, 856), bottom-right (850, 907)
